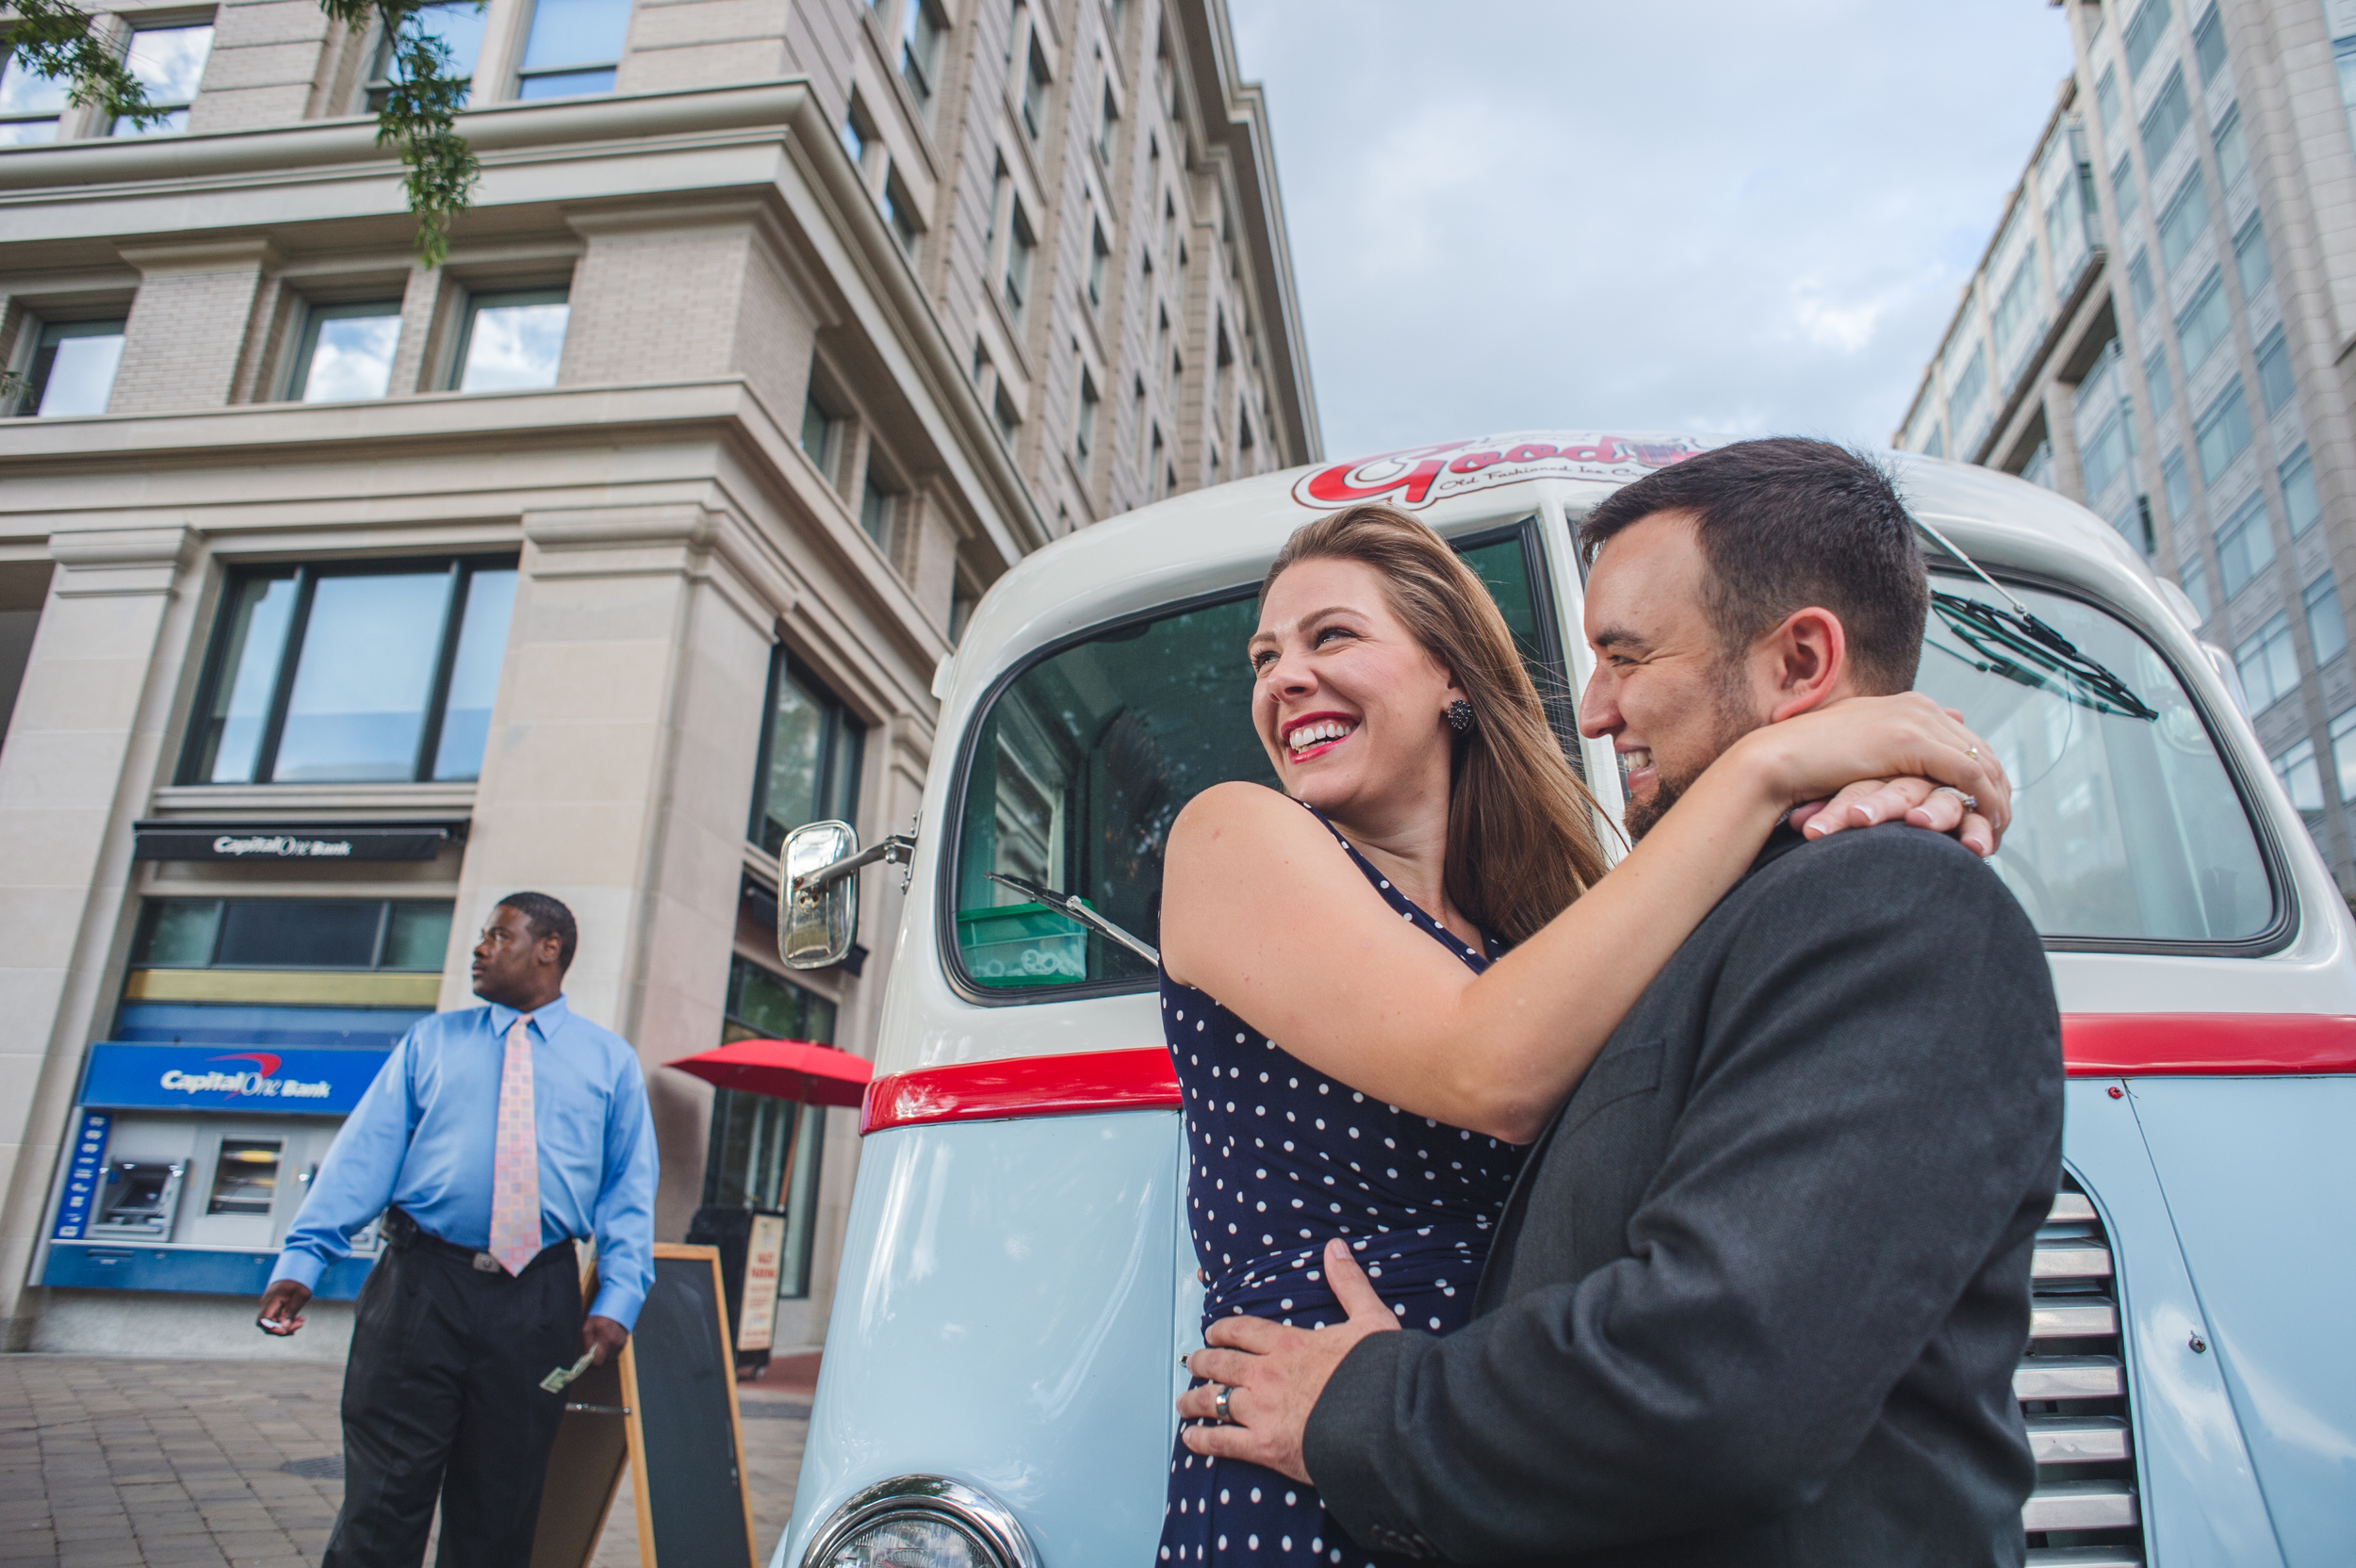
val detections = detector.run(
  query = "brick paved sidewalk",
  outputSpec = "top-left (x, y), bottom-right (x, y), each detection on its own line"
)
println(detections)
top-left (0, 1355), bottom-right (810, 1568)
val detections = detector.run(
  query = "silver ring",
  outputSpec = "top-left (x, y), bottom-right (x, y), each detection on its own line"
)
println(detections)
top-left (1932, 785), bottom-right (1977, 811)
top-left (1213, 1383), bottom-right (1235, 1424)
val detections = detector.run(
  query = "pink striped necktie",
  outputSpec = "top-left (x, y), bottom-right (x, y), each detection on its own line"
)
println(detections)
top-left (488, 1016), bottom-right (542, 1277)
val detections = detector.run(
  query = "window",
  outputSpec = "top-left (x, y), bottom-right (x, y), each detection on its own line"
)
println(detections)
top-left (2193, 5), bottom-right (2226, 83)
top-left (2096, 66), bottom-right (2122, 135)
top-left (2163, 448), bottom-right (2191, 520)
top-left (183, 558), bottom-right (518, 785)
top-left (287, 301), bottom-right (403, 402)
top-left (110, 24), bottom-right (212, 135)
top-left (2155, 172), bottom-right (2209, 274)
top-left (2176, 270), bottom-right (2229, 371)
top-left (1948, 339), bottom-right (1992, 441)
top-left (2255, 324), bottom-right (2294, 415)
top-left (515, 0), bottom-right (630, 98)
top-left (2213, 104), bottom-right (2248, 188)
top-left (1075, 366), bottom-right (1098, 459)
top-left (2233, 213), bottom-right (2271, 299)
top-left (2234, 612), bottom-right (2299, 711)
top-left (10, 318), bottom-right (125, 417)
top-left (2333, 708), bottom-right (2356, 803)
top-left (2127, 252), bottom-right (2156, 318)
top-left (0, 43), bottom-right (69, 142)
top-left (993, 384), bottom-right (1019, 446)
top-left (2195, 381), bottom-right (2251, 483)
top-left (2307, 573), bottom-right (2348, 666)
top-left (799, 375), bottom-right (841, 479)
top-left (2233, 214), bottom-right (2271, 305)
top-left (2179, 555), bottom-right (2211, 624)
top-left (2271, 739), bottom-right (2325, 814)
top-left (367, 2), bottom-right (487, 110)
top-left (949, 577), bottom-right (980, 644)
top-left (949, 527), bottom-right (1571, 995)
top-left (840, 102), bottom-right (868, 168)
top-left (2123, 0), bottom-right (2172, 80)
top-left (1021, 39), bottom-right (1048, 139)
top-left (883, 171), bottom-right (922, 256)
top-left (860, 470), bottom-right (902, 550)
top-left (2215, 492), bottom-right (2272, 598)
top-left (1161, 192), bottom-right (1177, 268)
top-left (2139, 67), bottom-right (2191, 166)
top-left (2145, 345), bottom-right (2174, 421)
top-left (1088, 220), bottom-right (1109, 306)
top-left (1097, 83), bottom-right (1118, 163)
top-left (2111, 155), bottom-right (2138, 223)
top-left (1148, 423), bottom-right (1164, 495)
top-left (703, 956), bottom-right (832, 1297)
top-left (1003, 202), bottom-right (1035, 319)
top-left (452, 288), bottom-right (568, 391)
top-left (749, 654), bottom-right (863, 855)
top-left (2282, 445), bottom-right (2321, 536)
top-left (900, 0), bottom-right (945, 115)
top-left (2081, 411), bottom-right (2131, 500)
top-left (135, 898), bottom-right (455, 971)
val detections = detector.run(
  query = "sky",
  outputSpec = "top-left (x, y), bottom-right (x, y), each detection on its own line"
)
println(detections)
top-left (1226, 1), bottom-right (2078, 463)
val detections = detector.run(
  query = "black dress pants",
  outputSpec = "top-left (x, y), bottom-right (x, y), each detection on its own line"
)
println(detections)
top-left (322, 1223), bottom-right (581, 1568)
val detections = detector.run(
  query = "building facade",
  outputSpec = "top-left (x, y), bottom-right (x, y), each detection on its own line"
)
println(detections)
top-left (1895, 0), bottom-right (2356, 893)
top-left (0, 0), bottom-right (1316, 1356)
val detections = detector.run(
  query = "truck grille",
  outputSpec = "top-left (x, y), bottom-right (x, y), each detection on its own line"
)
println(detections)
top-left (2019, 1178), bottom-right (2143, 1567)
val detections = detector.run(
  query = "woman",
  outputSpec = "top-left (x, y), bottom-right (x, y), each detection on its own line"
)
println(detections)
top-left (1152, 502), bottom-right (2004, 1568)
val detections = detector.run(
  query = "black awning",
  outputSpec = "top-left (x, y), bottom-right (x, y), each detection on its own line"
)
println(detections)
top-left (132, 820), bottom-right (469, 863)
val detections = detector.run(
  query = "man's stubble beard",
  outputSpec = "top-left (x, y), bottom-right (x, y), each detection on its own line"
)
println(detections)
top-left (1623, 663), bottom-right (1765, 842)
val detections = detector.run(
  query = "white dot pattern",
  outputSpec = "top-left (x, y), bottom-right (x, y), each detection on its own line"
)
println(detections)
top-left (1158, 803), bottom-right (1520, 1568)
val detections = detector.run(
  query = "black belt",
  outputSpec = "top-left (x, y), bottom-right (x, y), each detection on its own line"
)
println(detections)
top-left (382, 1206), bottom-right (576, 1277)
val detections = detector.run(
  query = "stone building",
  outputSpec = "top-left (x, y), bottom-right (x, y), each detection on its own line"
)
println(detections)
top-left (0, 0), bottom-right (1317, 1355)
top-left (1895, 0), bottom-right (2356, 892)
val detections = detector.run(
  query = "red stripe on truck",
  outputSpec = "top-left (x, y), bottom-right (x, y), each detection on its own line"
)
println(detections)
top-left (859, 1015), bottom-right (2356, 1134)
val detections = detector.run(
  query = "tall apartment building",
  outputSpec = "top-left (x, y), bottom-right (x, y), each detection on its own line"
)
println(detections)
top-left (1895, 0), bottom-right (2356, 893)
top-left (0, 0), bottom-right (1316, 1356)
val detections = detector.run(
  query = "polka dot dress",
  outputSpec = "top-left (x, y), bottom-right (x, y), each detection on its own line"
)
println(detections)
top-left (1156, 804), bottom-right (1520, 1567)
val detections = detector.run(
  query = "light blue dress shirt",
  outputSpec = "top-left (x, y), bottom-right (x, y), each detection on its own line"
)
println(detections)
top-left (269, 995), bottom-right (659, 1330)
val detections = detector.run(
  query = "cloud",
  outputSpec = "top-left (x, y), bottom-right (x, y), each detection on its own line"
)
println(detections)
top-left (1228, 0), bottom-right (2075, 459)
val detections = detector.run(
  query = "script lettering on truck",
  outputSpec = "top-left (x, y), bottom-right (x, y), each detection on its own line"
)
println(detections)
top-left (157, 1053), bottom-right (333, 1102)
top-left (1293, 431), bottom-right (1713, 512)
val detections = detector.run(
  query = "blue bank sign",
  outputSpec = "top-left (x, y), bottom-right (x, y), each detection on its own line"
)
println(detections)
top-left (80, 1042), bottom-right (390, 1116)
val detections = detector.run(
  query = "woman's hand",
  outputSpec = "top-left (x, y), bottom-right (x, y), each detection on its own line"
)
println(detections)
top-left (1732, 694), bottom-right (2009, 852)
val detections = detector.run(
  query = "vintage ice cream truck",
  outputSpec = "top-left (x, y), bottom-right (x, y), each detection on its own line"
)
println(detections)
top-left (772, 435), bottom-right (2356, 1568)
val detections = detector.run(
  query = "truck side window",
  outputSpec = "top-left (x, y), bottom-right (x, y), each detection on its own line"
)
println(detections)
top-left (952, 521), bottom-right (1566, 999)
top-left (1916, 574), bottom-right (2274, 943)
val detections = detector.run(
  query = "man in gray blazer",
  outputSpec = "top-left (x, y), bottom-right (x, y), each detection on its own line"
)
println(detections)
top-left (1182, 438), bottom-right (2064, 1564)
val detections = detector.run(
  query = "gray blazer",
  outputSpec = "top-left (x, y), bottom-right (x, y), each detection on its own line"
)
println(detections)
top-left (1303, 825), bottom-right (2064, 1566)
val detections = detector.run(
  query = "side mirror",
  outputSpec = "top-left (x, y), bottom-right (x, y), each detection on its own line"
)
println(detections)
top-left (780, 820), bottom-right (859, 970)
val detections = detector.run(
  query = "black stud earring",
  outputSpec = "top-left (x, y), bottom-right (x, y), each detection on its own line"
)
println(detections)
top-left (1446, 699), bottom-right (1475, 733)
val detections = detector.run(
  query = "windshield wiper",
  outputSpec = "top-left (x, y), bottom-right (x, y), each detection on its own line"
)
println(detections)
top-left (1912, 515), bottom-right (2158, 723)
top-left (985, 873), bottom-right (1161, 965)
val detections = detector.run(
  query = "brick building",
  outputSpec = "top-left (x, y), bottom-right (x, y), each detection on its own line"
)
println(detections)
top-left (1894, 0), bottom-right (2356, 892)
top-left (0, 0), bottom-right (1316, 1356)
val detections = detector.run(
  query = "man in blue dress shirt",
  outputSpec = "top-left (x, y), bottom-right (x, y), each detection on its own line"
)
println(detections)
top-left (256, 891), bottom-right (658, 1568)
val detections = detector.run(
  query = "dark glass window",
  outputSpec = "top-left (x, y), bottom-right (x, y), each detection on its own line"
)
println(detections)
top-left (183, 558), bottom-right (516, 785)
top-left (701, 956), bottom-right (834, 1297)
top-left (750, 654), bottom-right (865, 855)
top-left (367, 1), bottom-right (486, 110)
top-left (134, 899), bottom-right (454, 970)
top-left (516, 0), bottom-right (630, 97)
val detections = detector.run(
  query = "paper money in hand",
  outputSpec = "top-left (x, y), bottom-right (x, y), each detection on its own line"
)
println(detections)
top-left (540, 1351), bottom-right (596, 1393)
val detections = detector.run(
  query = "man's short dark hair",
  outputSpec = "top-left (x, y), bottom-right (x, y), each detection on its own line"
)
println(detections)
top-left (1579, 438), bottom-right (1931, 694)
top-left (499, 891), bottom-right (578, 972)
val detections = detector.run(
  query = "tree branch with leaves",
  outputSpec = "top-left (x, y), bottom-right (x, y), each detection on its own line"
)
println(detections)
top-left (3, 0), bottom-right (482, 264)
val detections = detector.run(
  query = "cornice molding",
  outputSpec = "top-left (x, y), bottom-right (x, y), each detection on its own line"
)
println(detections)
top-left (115, 236), bottom-right (280, 273)
top-left (47, 524), bottom-right (196, 596)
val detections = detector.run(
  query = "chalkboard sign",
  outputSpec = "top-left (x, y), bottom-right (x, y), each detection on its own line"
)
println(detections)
top-left (531, 1245), bottom-right (754, 1568)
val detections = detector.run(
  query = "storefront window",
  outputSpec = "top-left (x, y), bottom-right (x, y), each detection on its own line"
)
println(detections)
top-left (135, 899), bottom-right (453, 971)
top-left (702, 956), bottom-right (834, 1297)
top-left (183, 558), bottom-right (516, 785)
top-left (750, 654), bottom-right (865, 856)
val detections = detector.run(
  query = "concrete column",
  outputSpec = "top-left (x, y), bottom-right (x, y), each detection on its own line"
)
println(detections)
top-left (447, 504), bottom-right (787, 1246)
top-left (0, 528), bottom-right (198, 1346)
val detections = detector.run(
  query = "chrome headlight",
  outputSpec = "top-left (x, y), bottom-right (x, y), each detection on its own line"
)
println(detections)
top-left (803, 1476), bottom-right (1036, 1568)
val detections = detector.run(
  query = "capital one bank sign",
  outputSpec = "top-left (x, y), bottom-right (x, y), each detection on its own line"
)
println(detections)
top-left (1293, 431), bottom-right (1714, 513)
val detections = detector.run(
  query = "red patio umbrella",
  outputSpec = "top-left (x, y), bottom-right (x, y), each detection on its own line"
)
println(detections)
top-left (666, 1037), bottom-right (872, 1108)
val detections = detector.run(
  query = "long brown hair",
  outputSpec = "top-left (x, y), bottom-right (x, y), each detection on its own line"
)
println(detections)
top-left (1262, 503), bottom-right (1612, 947)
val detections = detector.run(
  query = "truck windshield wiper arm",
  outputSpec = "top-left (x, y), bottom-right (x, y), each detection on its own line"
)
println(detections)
top-left (1913, 515), bottom-right (2158, 723)
top-left (985, 873), bottom-right (1161, 966)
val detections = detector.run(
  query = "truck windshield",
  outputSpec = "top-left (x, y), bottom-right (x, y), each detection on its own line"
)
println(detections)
top-left (952, 530), bottom-right (1554, 996)
top-left (1914, 574), bottom-right (2273, 943)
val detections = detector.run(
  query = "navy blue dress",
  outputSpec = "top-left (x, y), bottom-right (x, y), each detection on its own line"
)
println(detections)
top-left (1156, 803), bottom-right (1521, 1567)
